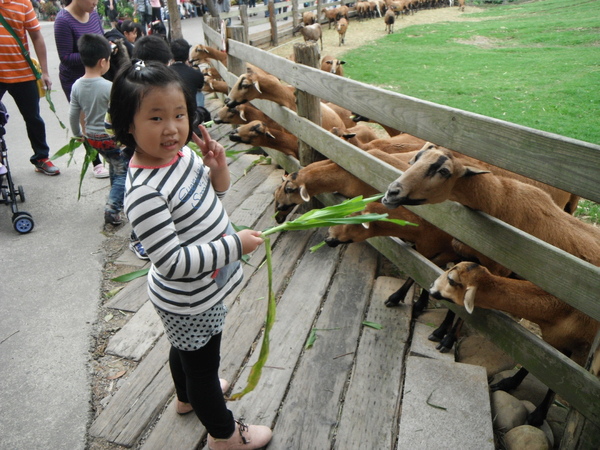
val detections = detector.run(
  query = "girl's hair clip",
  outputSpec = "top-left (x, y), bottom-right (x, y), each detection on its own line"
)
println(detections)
top-left (134, 60), bottom-right (146, 71)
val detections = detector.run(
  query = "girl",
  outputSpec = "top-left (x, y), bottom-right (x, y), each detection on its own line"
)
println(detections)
top-left (110, 61), bottom-right (272, 450)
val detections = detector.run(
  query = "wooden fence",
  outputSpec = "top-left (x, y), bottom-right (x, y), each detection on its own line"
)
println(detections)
top-left (200, 18), bottom-right (600, 448)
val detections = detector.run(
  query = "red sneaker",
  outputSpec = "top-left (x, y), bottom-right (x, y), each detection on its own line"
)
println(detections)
top-left (34, 158), bottom-right (60, 176)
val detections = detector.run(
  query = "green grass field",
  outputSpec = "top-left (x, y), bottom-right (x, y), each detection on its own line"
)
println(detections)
top-left (343, 0), bottom-right (599, 145)
top-left (342, 0), bottom-right (600, 223)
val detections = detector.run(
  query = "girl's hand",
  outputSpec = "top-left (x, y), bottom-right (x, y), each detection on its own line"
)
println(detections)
top-left (191, 125), bottom-right (227, 171)
top-left (237, 229), bottom-right (264, 255)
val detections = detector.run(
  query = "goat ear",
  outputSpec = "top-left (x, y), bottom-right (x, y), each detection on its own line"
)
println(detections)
top-left (463, 166), bottom-right (490, 177)
top-left (340, 60), bottom-right (346, 65)
top-left (300, 185), bottom-right (311, 202)
top-left (463, 286), bottom-right (477, 314)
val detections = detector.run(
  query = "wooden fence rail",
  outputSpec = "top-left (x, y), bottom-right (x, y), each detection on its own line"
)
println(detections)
top-left (200, 19), bottom-right (600, 445)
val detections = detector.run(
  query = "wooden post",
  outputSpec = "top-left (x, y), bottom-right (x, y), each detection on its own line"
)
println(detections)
top-left (560, 331), bottom-right (600, 449)
top-left (226, 26), bottom-right (248, 76)
top-left (292, 0), bottom-right (299, 29)
top-left (293, 42), bottom-right (323, 167)
top-left (238, 4), bottom-right (249, 37)
top-left (268, 1), bottom-right (278, 47)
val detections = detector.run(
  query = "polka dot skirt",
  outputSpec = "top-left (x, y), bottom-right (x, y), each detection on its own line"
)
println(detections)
top-left (154, 302), bottom-right (228, 351)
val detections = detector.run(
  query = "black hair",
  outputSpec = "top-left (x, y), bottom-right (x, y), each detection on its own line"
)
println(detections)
top-left (77, 34), bottom-right (111, 68)
top-left (109, 61), bottom-right (196, 149)
top-left (132, 35), bottom-right (173, 65)
top-left (119, 19), bottom-right (144, 40)
top-left (170, 38), bottom-right (191, 63)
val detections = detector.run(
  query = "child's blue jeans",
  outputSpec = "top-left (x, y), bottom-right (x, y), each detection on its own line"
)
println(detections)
top-left (86, 133), bottom-right (130, 214)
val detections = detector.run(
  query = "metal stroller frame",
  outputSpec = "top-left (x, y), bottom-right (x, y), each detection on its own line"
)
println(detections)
top-left (0, 102), bottom-right (34, 233)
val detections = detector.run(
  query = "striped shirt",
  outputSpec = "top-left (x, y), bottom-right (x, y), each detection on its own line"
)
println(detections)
top-left (125, 147), bottom-right (244, 316)
top-left (0, 0), bottom-right (40, 83)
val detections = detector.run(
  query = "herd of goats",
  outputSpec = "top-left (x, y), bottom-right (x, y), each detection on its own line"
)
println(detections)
top-left (188, 21), bottom-right (600, 427)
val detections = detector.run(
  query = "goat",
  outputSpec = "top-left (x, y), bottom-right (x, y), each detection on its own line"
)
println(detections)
top-left (337, 17), bottom-right (349, 46)
top-left (302, 11), bottom-right (316, 25)
top-left (321, 7), bottom-right (338, 29)
top-left (382, 145), bottom-right (599, 267)
top-left (336, 4), bottom-right (349, 20)
top-left (430, 261), bottom-right (600, 426)
top-left (320, 56), bottom-right (346, 76)
top-left (213, 103), bottom-right (285, 131)
top-left (202, 75), bottom-right (229, 95)
top-left (273, 149), bottom-right (415, 223)
top-left (226, 65), bottom-right (346, 130)
top-left (293, 23), bottom-right (323, 51)
top-left (384, 7), bottom-right (395, 33)
top-left (228, 120), bottom-right (299, 157)
top-left (323, 102), bottom-right (355, 129)
top-left (201, 66), bottom-right (222, 81)
top-left (351, 113), bottom-right (403, 136)
top-left (334, 131), bottom-right (428, 154)
top-left (189, 44), bottom-right (227, 66)
top-left (330, 124), bottom-right (380, 144)
top-left (226, 64), bottom-right (297, 109)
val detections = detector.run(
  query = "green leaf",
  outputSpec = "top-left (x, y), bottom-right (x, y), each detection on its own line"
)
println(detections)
top-left (363, 321), bottom-right (383, 330)
top-left (51, 137), bottom-right (82, 160)
top-left (305, 328), bottom-right (318, 349)
top-left (309, 241), bottom-right (326, 253)
top-left (229, 236), bottom-right (276, 401)
top-left (111, 268), bottom-right (150, 282)
top-left (44, 89), bottom-right (67, 129)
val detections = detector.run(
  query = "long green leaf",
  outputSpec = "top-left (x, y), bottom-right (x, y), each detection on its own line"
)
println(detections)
top-left (44, 89), bottom-right (67, 129)
top-left (229, 236), bottom-right (277, 401)
top-left (111, 267), bottom-right (149, 282)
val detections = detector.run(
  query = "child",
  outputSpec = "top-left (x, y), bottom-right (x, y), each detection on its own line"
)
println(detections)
top-left (109, 60), bottom-right (273, 450)
top-left (69, 34), bottom-right (130, 226)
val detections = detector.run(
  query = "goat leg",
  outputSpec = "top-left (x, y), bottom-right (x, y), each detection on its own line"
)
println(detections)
top-left (527, 389), bottom-right (555, 427)
top-left (436, 317), bottom-right (463, 353)
top-left (428, 309), bottom-right (455, 342)
top-left (384, 277), bottom-right (415, 307)
top-left (490, 366), bottom-right (529, 392)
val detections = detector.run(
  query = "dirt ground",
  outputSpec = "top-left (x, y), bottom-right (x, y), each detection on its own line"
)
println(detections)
top-left (88, 6), bottom-right (485, 449)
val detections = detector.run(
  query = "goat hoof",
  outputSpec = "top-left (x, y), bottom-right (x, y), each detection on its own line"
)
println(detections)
top-left (428, 333), bottom-right (442, 343)
top-left (384, 298), bottom-right (402, 308)
top-left (436, 342), bottom-right (452, 353)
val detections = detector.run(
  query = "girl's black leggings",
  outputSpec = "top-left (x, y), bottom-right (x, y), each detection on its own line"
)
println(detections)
top-left (169, 332), bottom-right (236, 439)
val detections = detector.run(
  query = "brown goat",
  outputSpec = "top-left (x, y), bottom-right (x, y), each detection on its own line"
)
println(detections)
top-left (382, 145), bottom-right (600, 267)
top-left (330, 124), bottom-right (380, 144)
top-left (430, 261), bottom-right (600, 425)
top-left (189, 44), bottom-right (227, 66)
top-left (321, 7), bottom-right (338, 29)
top-left (213, 104), bottom-right (285, 131)
top-left (384, 7), bottom-right (395, 33)
top-left (228, 120), bottom-right (299, 157)
top-left (302, 11), bottom-right (316, 25)
top-left (337, 17), bottom-right (349, 46)
top-left (293, 23), bottom-right (323, 51)
top-left (226, 65), bottom-right (346, 130)
top-left (202, 76), bottom-right (229, 95)
top-left (320, 55), bottom-right (346, 76)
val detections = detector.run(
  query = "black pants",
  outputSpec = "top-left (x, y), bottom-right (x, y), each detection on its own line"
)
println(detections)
top-left (169, 332), bottom-right (236, 439)
top-left (0, 80), bottom-right (50, 164)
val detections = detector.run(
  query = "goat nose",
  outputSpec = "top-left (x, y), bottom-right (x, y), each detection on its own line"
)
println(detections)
top-left (324, 238), bottom-right (340, 248)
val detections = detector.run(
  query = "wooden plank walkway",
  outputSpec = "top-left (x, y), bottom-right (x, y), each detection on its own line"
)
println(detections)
top-left (89, 94), bottom-right (494, 449)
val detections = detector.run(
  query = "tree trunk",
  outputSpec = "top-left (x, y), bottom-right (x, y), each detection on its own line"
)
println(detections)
top-left (167, 0), bottom-right (183, 40)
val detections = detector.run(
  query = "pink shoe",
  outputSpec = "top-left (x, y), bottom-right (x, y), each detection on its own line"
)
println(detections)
top-left (93, 163), bottom-right (109, 178)
top-left (208, 419), bottom-right (272, 450)
top-left (176, 378), bottom-right (230, 415)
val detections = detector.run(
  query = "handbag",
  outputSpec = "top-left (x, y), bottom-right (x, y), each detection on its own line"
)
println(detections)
top-left (0, 12), bottom-right (45, 97)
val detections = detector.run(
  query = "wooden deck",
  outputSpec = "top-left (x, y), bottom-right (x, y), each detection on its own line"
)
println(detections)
top-left (88, 95), bottom-right (494, 449)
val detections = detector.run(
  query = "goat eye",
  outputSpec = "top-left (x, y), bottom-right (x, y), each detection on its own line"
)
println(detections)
top-left (438, 168), bottom-right (451, 177)
top-left (447, 276), bottom-right (457, 287)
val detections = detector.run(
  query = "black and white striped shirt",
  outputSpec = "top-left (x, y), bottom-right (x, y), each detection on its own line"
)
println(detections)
top-left (125, 147), bottom-right (243, 315)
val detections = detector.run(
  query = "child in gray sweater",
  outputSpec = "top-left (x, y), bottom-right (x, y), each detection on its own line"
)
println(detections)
top-left (69, 34), bottom-right (130, 226)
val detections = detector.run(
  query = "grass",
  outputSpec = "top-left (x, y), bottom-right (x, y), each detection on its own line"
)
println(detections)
top-left (343, 0), bottom-right (600, 144)
top-left (342, 0), bottom-right (600, 223)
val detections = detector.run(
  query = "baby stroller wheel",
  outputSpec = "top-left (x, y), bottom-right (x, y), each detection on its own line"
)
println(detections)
top-left (18, 185), bottom-right (25, 202)
top-left (13, 211), bottom-right (34, 234)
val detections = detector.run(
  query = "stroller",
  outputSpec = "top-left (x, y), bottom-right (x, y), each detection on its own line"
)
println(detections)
top-left (0, 102), bottom-right (34, 233)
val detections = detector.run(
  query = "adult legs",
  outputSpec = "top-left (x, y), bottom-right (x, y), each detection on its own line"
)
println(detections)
top-left (0, 80), bottom-right (51, 164)
top-left (168, 333), bottom-right (236, 439)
